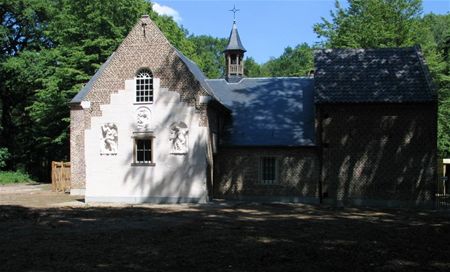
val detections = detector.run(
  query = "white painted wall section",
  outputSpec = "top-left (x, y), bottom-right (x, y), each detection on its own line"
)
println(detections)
top-left (84, 78), bottom-right (209, 203)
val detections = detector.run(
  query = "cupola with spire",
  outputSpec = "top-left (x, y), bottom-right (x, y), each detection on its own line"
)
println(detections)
top-left (224, 6), bottom-right (246, 82)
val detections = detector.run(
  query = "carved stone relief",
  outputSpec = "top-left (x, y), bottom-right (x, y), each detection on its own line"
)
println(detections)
top-left (136, 107), bottom-right (151, 130)
top-left (100, 123), bottom-right (118, 155)
top-left (169, 122), bottom-right (189, 155)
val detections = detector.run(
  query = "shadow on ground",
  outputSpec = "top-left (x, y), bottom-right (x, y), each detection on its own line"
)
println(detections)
top-left (0, 203), bottom-right (449, 272)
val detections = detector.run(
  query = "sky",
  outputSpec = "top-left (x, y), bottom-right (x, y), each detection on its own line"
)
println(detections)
top-left (153, 0), bottom-right (450, 64)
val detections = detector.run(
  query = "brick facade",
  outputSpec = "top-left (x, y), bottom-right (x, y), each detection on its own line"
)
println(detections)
top-left (318, 103), bottom-right (437, 206)
top-left (214, 147), bottom-right (319, 201)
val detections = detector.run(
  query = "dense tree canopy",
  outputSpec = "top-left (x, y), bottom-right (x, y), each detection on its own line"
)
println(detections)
top-left (0, 0), bottom-right (448, 180)
top-left (314, 0), bottom-right (423, 48)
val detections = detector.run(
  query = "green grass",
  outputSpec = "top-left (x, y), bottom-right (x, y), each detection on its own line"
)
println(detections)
top-left (0, 171), bottom-right (33, 184)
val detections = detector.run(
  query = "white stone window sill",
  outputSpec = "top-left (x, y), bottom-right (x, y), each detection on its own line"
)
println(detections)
top-left (133, 102), bottom-right (154, 105)
top-left (131, 163), bottom-right (156, 167)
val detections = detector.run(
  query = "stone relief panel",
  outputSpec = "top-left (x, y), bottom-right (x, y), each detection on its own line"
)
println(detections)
top-left (169, 122), bottom-right (189, 155)
top-left (100, 123), bottom-right (118, 155)
top-left (136, 107), bottom-right (151, 130)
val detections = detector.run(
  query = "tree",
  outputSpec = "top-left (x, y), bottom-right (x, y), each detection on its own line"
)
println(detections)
top-left (244, 57), bottom-right (262, 77)
top-left (314, 0), bottom-right (422, 48)
top-left (261, 43), bottom-right (314, 77)
top-left (418, 14), bottom-right (450, 157)
top-left (188, 35), bottom-right (228, 78)
top-left (0, 0), bottom-right (54, 171)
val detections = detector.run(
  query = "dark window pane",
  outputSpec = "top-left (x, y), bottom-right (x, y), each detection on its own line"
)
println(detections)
top-left (262, 157), bottom-right (276, 182)
top-left (144, 150), bottom-right (151, 162)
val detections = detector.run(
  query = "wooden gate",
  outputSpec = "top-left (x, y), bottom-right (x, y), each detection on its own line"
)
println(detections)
top-left (51, 161), bottom-right (71, 192)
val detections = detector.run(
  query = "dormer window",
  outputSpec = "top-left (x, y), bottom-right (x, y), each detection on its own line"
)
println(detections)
top-left (135, 68), bottom-right (153, 103)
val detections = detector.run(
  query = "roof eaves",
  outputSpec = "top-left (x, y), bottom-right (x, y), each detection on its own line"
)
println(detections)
top-left (173, 48), bottom-right (231, 111)
top-left (414, 45), bottom-right (438, 101)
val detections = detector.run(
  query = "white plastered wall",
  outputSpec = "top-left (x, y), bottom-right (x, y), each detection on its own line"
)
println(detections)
top-left (84, 78), bottom-right (209, 203)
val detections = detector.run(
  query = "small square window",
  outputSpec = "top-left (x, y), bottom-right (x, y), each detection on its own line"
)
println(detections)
top-left (260, 157), bottom-right (278, 185)
top-left (132, 137), bottom-right (155, 166)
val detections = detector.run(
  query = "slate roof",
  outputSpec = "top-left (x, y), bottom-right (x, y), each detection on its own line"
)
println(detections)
top-left (314, 47), bottom-right (436, 103)
top-left (206, 78), bottom-right (315, 146)
top-left (224, 22), bottom-right (246, 52)
top-left (173, 48), bottom-right (224, 103)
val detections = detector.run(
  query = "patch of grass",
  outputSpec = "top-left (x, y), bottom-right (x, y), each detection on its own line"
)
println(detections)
top-left (0, 171), bottom-right (33, 184)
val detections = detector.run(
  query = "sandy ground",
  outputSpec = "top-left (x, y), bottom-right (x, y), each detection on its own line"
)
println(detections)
top-left (0, 183), bottom-right (83, 207)
top-left (1, 184), bottom-right (449, 272)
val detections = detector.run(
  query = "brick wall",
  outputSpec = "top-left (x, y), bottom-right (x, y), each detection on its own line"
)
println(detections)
top-left (70, 105), bottom-right (85, 192)
top-left (318, 103), bottom-right (437, 206)
top-left (214, 147), bottom-right (320, 200)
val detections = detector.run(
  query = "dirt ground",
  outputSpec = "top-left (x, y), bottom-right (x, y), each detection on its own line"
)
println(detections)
top-left (1, 184), bottom-right (449, 272)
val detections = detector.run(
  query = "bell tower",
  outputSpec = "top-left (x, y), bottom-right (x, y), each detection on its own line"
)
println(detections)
top-left (224, 6), bottom-right (246, 82)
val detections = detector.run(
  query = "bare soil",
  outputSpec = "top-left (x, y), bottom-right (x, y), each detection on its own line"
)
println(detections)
top-left (0, 184), bottom-right (449, 272)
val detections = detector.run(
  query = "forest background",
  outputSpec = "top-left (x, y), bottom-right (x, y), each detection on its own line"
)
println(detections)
top-left (0, 0), bottom-right (448, 181)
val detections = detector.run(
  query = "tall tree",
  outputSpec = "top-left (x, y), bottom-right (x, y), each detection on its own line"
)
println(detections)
top-left (418, 14), bottom-right (450, 157)
top-left (314, 0), bottom-right (422, 48)
top-left (0, 0), bottom-right (54, 171)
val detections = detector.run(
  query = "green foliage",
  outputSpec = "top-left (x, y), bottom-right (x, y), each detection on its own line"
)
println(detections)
top-left (417, 14), bottom-right (450, 157)
top-left (188, 35), bottom-right (228, 78)
top-left (0, 170), bottom-right (32, 184)
top-left (244, 57), bottom-right (262, 77)
top-left (0, 147), bottom-right (10, 169)
top-left (261, 43), bottom-right (314, 77)
top-left (314, 0), bottom-right (423, 48)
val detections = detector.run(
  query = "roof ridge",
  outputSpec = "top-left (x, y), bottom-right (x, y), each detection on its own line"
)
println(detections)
top-left (315, 47), bottom-right (416, 53)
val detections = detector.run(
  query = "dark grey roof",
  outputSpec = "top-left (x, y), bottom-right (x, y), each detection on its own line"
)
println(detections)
top-left (70, 52), bottom-right (115, 104)
top-left (206, 78), bottom-right (315, 146)
top-left (314, 47), bottom-right (436, 103)
top-left (224, 22), bottom-right (246, 52)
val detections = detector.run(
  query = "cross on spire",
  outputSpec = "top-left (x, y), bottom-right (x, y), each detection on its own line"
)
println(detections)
top-left (229, 5), bottom-right (240, 22)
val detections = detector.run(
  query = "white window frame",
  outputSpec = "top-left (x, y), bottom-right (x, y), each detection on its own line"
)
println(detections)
top-left (135, 68), bottom-right (153, 103)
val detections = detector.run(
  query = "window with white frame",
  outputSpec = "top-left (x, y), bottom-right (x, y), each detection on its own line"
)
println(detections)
top-left (135, 68), bottom-right (153, 103)
top-left (132, 136), bottom-right (155, 166)
top-left (260, 157), bottom-right (278, 185)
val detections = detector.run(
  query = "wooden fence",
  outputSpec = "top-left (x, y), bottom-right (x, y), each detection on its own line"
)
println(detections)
top-left (51, 161), bottom-right (71, 192)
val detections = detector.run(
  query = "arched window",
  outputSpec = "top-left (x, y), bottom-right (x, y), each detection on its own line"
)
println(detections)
top-left (135, 68), bottom-right (153, 103)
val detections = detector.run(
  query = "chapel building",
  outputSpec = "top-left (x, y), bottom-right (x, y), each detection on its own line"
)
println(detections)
top-left (70, 15), bottom-right (437, 207)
